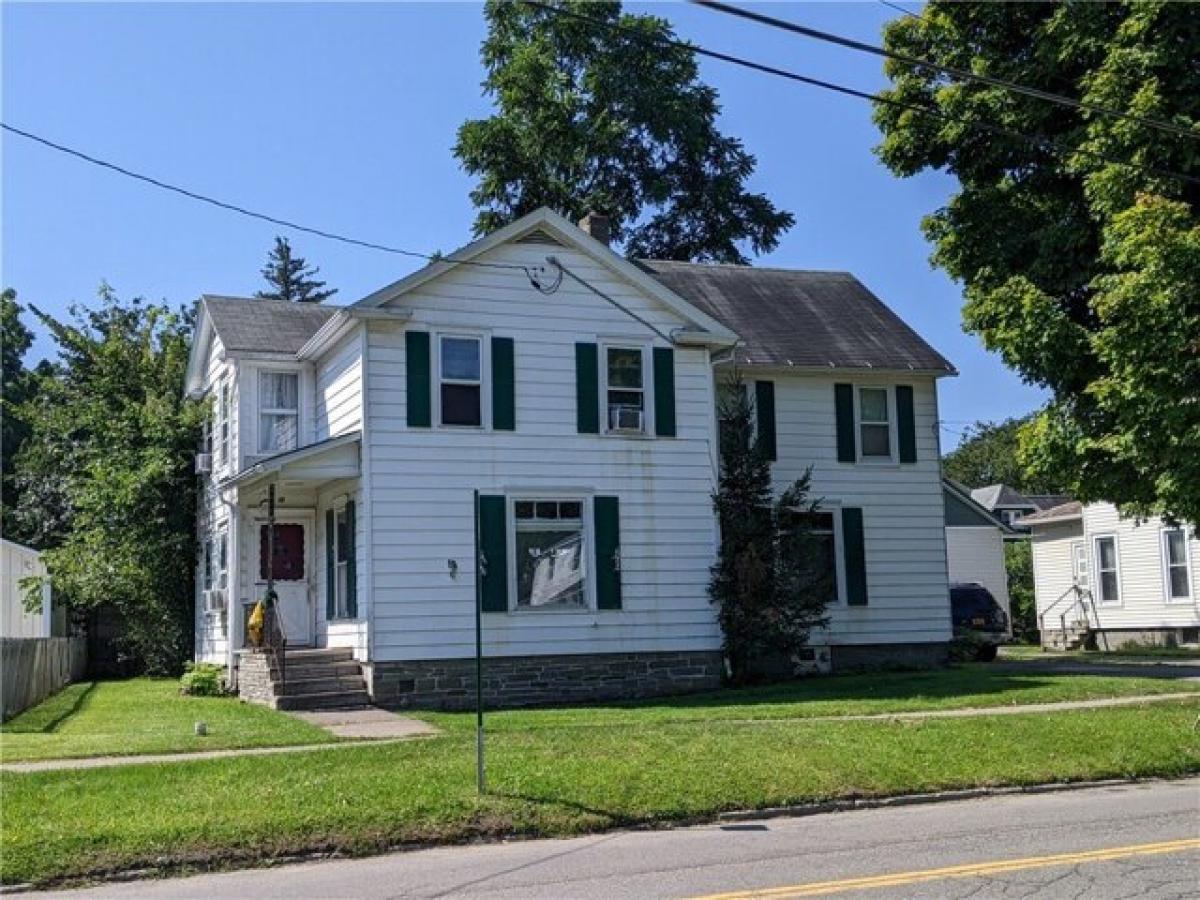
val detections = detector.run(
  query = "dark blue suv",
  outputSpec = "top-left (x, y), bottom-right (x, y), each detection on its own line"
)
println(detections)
top-left (950, 582), bottom-right (1009, 661)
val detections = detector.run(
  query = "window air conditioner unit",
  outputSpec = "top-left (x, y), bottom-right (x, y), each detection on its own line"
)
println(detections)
top-left (195, 453), bottom-right (213, 474)
top-left (609, 406), bottom-right (644, 432)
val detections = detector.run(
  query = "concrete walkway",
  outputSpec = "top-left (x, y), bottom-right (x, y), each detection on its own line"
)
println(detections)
top-left (1, 708), bottom-right (439, 774)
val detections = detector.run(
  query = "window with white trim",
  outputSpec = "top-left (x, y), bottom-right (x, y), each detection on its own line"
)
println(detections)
top-left (258, 371), bottom-right (299, 454)
top-left (202, 537), bottom-right (214, 592)
top-left (858, 387), bottom-right (891, 458)
top-left (216, 379), bottom-right (231, 467)
top-left (333, 506), bottom-right (352, 618)
top-left (513, 500), bottom-right (587, 610)
top-left (786, 509), bottom-right (840, 605)
top-left (605, 346), bottom-right (646, 433)
top-left (1162, 529), bottom-right (1191, 601)
top-left (439, 335), bottom-right (483, 427)
top-left (1094, 536), bottom-right (1120, 604)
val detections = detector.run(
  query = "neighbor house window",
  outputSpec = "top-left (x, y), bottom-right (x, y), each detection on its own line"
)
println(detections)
top-left (858, 387), bottom-right (891, 458)
top-left (333, 507), bottom-right (351, 618)
top-left (1094, 536), bottom-right (1120, 604)
top-left (606, 347), bottom-right (645, 433)
top-left (259, 371), bottom-right (299, 453)
top-left (439, 335), bottom-right (482, 427)
top-left (514, 500), bottom-right (586, 610)
top-left (1162, 529), bottom-right (1191, 601)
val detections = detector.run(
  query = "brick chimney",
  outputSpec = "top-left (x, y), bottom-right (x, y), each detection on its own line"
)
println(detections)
top-left (578, 212), bottom-right (611, 246)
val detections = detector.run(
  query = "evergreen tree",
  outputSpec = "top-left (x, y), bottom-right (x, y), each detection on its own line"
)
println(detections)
top-left (256, 236), bottom-right (336, 303)
top-left (710, 373), bottom-right (832, 682)
top-left (455, 1), bottom-right (793, 263)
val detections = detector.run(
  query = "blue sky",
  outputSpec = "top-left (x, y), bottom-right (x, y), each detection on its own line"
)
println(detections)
top-left (2, 1), bottom-right (1045, 448)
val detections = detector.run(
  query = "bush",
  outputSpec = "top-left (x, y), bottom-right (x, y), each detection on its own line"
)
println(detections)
top-left (950, 632), bottom-right (995, 663)
top-left (179, 663), bottom-right (227, 696)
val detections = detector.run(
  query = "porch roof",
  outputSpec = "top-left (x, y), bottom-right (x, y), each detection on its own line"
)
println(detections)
top-left (223, 431), bottom-right (361, 489)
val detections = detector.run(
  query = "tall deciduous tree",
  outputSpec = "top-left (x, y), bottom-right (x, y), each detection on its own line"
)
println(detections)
top-left (1, 289), bottom-right (35, 538)
top-left (257, 236), bottom-right (336, 304)
top-left (13, 287), bottom-right (202, 673)
top-left (942, 416), bottom-right (1062, 495)
top-left (455, 0), bottom-right (794, 263)
top-left (874, 1), bottom-right (1200, 526)
top-left (710, 374), bottom-right (832, 682)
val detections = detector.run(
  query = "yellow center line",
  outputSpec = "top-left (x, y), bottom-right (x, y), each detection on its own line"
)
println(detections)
top-left (690, 837), bottom-right (1200, 899)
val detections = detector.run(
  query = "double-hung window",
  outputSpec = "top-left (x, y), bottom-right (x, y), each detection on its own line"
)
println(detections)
top-left (514, 500), bottom-right (586, 610)
top-left (259, 371), bottom-right (299, 454)
top-left (215, 380), bottom-right (230, 467)
top-left (202, 538), bottom-right (214, 592)
top-left (605, 347), bottom-right (645, 433)
top-left (1094, 536), bottom-right (1120, 605)
top-left (332, 507), bottom-right (351, 618)
top-left (788, 509), bottom-right (840, 604)
top-left (1162, 528), bottom-right (1192, 601)
top-left (439, 335), bottom-right (482, 427)
top-left (858, 387), bottom-right (891, 459)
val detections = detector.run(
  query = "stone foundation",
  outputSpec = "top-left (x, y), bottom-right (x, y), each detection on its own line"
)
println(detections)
top-left (235, 650), bottom-right (276, 706)
top-left (829, 641), bottom-right (950, 671)
top-left (368, 650), bottom-right (724, 710)
top-left (1091, 628), bottom-right (1200, 650)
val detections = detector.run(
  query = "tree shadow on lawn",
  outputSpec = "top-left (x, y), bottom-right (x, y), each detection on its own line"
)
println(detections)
top-left (1, 681), bottom-right (97, 734)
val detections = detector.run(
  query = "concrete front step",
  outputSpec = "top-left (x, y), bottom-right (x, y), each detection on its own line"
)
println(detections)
top-left (283, 647), bottom-right (354, 662)
top-left (279, 676), bottom-right (369, 697)
top-left (275, 689), bottom-right (372, 711)
top-left (283, 661), bottom-right (364, 680)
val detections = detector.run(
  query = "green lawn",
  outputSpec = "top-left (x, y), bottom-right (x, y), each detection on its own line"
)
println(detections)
top-left (1001, 644), bottom-right (1200, 661)
top-left (0, 680), bottom-right (335, 763)
top-left (3, 699), bottom-right (1198, 886)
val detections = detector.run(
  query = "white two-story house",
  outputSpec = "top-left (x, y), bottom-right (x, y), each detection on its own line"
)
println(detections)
top-left (185, 207), bottom-right (957, 709)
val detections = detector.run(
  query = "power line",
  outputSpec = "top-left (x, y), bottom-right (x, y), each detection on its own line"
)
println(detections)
top-left (521, 1), bottom-right (1200, 188)
top-left (0, 122), bottom-right (538, 276)
top-left (692, 1), bottom-right (1199, 143)
top-left (878, 1), bottom-right (919, 19)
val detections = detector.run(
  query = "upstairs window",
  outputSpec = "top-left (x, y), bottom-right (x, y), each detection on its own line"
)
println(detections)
top-left (514, 500), bottom-right (586, 610)
top-left (215, 380), bottom-right (231, 467)
top-left (1162, 529), bottom-right (1192, 601)
top-left (606, 347), bottom-right (645, 433)
top-left (439, 335), bottom-right (482, 427)
top-left (858, 387), bottom-right (891, 458)
top-left (259, 371), bottom-right (299, 454)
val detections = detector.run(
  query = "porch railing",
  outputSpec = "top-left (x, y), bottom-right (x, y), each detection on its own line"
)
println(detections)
top-left (262, 596), bottom-right (286, 692)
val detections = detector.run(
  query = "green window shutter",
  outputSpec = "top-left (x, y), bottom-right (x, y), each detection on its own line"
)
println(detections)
top-left (834, 383), bottom-right (856, 463)
top-left (754, 380), bottom-right (777, 461)
top-left (478, 495), bottom-right (508, 613)
top-left (491, 336), bottom-right (515, 431)
top-left (405, 330), bottom-right (431, 428)
top-left (842, 507), bottom-right (868, 606)
top-left (345, 500), bottom-right (357, 617)
top-left (594, 496), bottom-right (623, 610)
top-left (575, 342), bottom-right (599, 434)
top-left (896, 385), bottom-right (917, 463)
top-left (325, 509), bottom-right (336, 619)
top-left (653, 347), bottom-right (676, 437)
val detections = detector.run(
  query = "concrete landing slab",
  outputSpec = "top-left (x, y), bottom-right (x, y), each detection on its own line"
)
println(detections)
top-left (290, 707), bottom-right (440, 740)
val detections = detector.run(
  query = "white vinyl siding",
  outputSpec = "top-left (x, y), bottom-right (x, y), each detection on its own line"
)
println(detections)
top-left (365, 239), bottom-right (720, 661)
top-left (945, 526), bottom-right (1011, 629)
top-left (315, 331), bottom-right (363, 440)
top-left (767, 373), bottom-right (950, 645)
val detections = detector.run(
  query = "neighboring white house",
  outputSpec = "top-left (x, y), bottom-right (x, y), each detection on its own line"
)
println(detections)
top-left (942, 480), bottom-right (1015, 630)
top-left (185, 207), bottom-right (958, 709)
top-left (1021, 501), bottom-right (1200, 650)
top-left (1, 539), bottom-right (53, 639)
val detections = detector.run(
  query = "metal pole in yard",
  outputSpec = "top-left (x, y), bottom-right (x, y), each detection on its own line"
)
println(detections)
top-left (473, 489), bottom-right (486, 795)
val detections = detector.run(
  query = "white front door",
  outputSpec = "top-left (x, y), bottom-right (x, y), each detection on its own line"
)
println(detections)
top-left (257, 519), bottom-right (313, 646)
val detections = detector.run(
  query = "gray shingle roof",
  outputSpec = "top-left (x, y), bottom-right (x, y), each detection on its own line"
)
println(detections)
top-left (637, 261), bottom-right (955, 373)
top-left (970, 484), bottom-right (1036, 511)
top-left (1017, 501), bottom-right (1083, 526)
top-left (202, 295), bottom-right (338, 354)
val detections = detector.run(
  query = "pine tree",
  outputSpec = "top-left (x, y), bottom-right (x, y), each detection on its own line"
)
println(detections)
top-left (256, 237), bottom-right (337, 304)
top-left (710, 372), bottom-right (832, 683)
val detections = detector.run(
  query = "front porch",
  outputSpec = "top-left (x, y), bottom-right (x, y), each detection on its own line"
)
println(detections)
top-left (223, 432), bottom-right (370, 709)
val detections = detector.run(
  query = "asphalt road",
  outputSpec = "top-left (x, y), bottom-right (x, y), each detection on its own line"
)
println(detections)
top-left (48, 779), bottom-right (1200, 899)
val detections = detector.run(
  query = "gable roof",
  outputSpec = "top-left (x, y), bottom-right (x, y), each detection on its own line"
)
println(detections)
top-left (353, 207), bottom-right (737, 344)
top-left (636, 261), bottom-right (955, 374)
top-left (1017, 500), bottom-right (1083, 527)
top-left (1025, 493), bottom-right (1075, 512)
top-left (970, 484), bottom-right (1037, 511)
top-left (942, 478), bottom-right (1016, 533)
top-left (202, 295), bottom-right (338, 354)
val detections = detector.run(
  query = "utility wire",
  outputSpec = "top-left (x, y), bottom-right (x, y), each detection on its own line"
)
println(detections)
top-left (548, 256), bottom-right (676, 344)
top-left (878, 0), bottom-right (919, 19)
top-left (522, 1), bottom-right (1200, 187)
top-left (692, 1), bottom-right (1199, 143)
top-left (0, 122), bottom-right (538, 276)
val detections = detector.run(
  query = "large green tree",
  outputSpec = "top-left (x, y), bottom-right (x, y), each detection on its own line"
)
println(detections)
top-left (1, 289), bottom-right (35, 538)
top-left (875, 1), bottom-right (1200, 526)
top-left (942, 415), bottom-right (1062, 495)
top-left (13, 288), bottom-right (202, 673)
top-left (455, 0), bottom-right (793, 263)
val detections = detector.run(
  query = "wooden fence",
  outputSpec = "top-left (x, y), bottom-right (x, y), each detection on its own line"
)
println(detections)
top-left (1, 637), bottom-right (87, 721)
